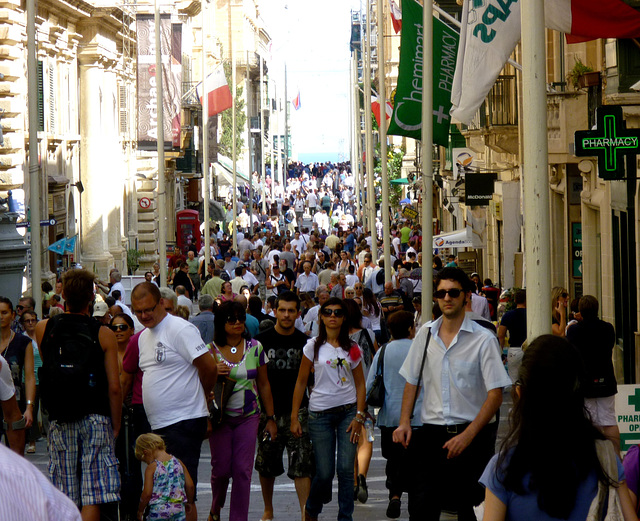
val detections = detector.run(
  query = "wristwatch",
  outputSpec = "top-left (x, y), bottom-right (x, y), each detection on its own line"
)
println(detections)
top-left (267, 415), bottom-right (277, 422)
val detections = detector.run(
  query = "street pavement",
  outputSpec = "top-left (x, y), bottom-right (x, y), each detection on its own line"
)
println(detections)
top-left (26, 388), bottom-right (512, 521)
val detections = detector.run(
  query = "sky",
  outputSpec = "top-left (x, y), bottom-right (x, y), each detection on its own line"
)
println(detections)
top-left (261, 0), bottom-right (362, 163)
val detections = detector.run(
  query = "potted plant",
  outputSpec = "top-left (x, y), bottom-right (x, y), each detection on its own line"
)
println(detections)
top-left (566, 57), bottom-right (599, 90)
top-left (127, 248), bottom-right (142, 275)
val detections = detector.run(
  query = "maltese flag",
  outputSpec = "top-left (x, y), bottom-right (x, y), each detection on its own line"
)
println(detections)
top-left (371, 96), bottom-right (393, 127)
top-left (196, 65), bottom-right (233, 117)
top-left (546, 0), bottom-right (640, 43)
top-left (389, 0), bottom-right (402, 34)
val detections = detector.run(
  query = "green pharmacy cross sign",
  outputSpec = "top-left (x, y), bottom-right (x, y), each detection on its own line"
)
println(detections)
top-left (575, 106), bottom-right (640, 180)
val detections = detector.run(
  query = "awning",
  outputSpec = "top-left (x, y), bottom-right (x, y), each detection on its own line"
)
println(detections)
top-left (215, 155), bottom-right (250, 183)
top-left (433, 226), bottom-right (484, 249)
top-left (390, 177), bottom-right (409, 185)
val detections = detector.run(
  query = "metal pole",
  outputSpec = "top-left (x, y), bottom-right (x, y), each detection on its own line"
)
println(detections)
top-left (352, 51), bottom-right (361, 224)
top-left (284, 64), bottom-right (289, 193)
top-left (260, 56), bottom-right (266, 215)
top-left (420, 0), bottom-right (433, 314)
top-left (363, 0), bottom-right (376, 263)
top-left (230, 2), bottom-right (238, 251)
top-left (522, 0), bottom-right (551, 339)
top-left (247, 51), bottom-right (253, 229)
top-left (27, 0), bottom-right (41, 307)
top-left (377, 0), bottom-right (391, 282)
top-left (155, 0), bottom-right (167, 287)
top-left (202, 0), bottom-right (211, 270)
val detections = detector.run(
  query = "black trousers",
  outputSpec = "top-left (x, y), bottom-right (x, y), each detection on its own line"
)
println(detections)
top-left (406, 423), bottom-right (495, 521)
top-left (380, 426), bottom-right (412, 499)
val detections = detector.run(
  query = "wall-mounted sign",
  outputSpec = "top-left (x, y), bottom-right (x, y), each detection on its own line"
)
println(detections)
top-left (574, 105), bottom-right (640, 180)
top-left (139, 197), bottom-right (151, 209)
top-left (402, 205), bottom-right (419, 220)
top-left (464, 173), bottom-right (496, 206)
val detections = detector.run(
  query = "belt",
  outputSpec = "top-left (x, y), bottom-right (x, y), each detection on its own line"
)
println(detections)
top-left (315, 403), bottom-right (356, 415)
top-left (424, 422), bottom-right (471, 435)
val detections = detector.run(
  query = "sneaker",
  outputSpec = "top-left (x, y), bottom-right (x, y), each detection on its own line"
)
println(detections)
top-left (386, 498), bottom-right (401, 519)
top-left (356, 474), bottom-right (368, 504)
top-left (26, 442), bottom-right (36, 454)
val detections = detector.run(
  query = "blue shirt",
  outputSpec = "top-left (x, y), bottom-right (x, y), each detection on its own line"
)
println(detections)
top-left (245, 314), bottom-right (260, 338)
top-left (399, 315), bottom-right (511, 425)
top-left (189, 311), bottom-right (215, 344)
top-left (366, 338), bottom-right (423, 427)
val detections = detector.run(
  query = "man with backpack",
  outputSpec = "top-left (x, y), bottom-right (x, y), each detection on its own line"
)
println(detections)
top-left (35, 268), bottom-right (122, 520)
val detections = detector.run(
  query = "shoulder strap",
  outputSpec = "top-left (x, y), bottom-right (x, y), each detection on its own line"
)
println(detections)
top-left (376, 343), bottom-right (387, 376)
top-left (411, 328), bottom-right (431, 420)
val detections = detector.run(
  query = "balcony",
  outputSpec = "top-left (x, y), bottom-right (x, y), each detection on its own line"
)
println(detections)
top-left (546, 90), bottom-right (588, 163)
top-left (460, 75), bottom-right (519, 155)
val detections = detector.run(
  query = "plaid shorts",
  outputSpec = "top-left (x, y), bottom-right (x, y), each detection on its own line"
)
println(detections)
top-left (255, 409), bottom-right (314, 479)
top-left (48, 414), bottom-right (121, 507)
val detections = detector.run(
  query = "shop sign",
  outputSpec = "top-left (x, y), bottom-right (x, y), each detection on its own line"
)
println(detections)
top-left (572, 222), bottom-right (582, 278)
top-left (402, 205), bottom-right (419, 219)
top-left (615, 385), bottom-right (640, 454)
top-left (464, 173), bottom-right (496, 206)
top-left (574, 105), bottom-right (640, 180)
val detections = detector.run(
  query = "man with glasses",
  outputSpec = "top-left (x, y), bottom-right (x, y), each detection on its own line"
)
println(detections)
top-left (11, 297), bottom-right (34, 334)
top-left (393, 268), bottom-right (510, 521)
top-left (130, 282), bottom-right (217, 521)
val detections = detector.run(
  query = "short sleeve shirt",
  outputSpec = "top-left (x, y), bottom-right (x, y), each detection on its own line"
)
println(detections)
top-left (138, 315), bottom-right (210, 430)
top-left (303, 338), bottom-right (361, 412)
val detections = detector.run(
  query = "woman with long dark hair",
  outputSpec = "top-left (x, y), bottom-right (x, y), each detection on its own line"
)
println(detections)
top-left (207, 301), bottom-right (276, 521)
top-left (480, 335), bottom-right (636, 520)
top-left (290, 297), bottom-right (366, 521)
top-left (361, 288), bottom-right (383, 343)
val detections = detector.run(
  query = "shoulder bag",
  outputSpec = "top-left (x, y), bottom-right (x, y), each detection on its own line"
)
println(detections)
top-left (586, 439), bottom-right (624, 521)
top-left (411, 329), bottom-right (432, 419)
top-left (366, 343), bottom-right (387, 407)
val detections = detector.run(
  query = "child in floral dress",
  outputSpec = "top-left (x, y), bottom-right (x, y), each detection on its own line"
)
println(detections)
top-left (135, 433), bottom-right (195, 521)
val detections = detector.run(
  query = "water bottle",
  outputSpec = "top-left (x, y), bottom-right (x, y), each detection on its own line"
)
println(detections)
top-left (364, 417), bottom-right (374, 442)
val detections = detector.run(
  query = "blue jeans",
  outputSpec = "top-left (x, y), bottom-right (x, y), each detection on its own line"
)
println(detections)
top-left (306, 404), bottom-right (358, 521)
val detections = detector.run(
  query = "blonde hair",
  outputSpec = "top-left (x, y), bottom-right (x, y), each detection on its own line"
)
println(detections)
top-left (551, 286), bottom-right (568, 320)
top-left (135, 433), bottom-right (166, 461)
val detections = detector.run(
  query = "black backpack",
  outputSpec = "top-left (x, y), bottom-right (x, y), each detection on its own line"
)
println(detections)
top-left (39, 314), bottom-right (108, 423)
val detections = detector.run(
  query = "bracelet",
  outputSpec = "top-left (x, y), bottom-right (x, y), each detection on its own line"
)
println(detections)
top-left (26, 400), bottom-right (33, 406)
top-left (356, 410), bottom-right (366, 418)
top-left (354, 417), bottom-right (365, 424)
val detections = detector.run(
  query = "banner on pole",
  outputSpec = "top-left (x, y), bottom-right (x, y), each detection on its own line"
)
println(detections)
top-left (387, 0), bottom-right (459, 147)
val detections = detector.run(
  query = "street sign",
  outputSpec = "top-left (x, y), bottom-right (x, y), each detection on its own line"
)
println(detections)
top-left (402, 205), bottom-right (419, 219)
top-left (16, 218), bottom-right (56, 228)
top-left (574, 105), bottom-right (640, 180)
top-left (139, 197), bottom-right (151, 209)
top-left (572, 222), bottom-right (582, 278)
top-left (616, 385), bottom-right (640, 454)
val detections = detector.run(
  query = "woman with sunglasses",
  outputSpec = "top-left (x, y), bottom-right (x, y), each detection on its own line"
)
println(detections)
top-left (291, 297), bottom-right (366, 521)
top-left (207, 301), bottom-right (277, 521)
top-left (21, 310), bottom-right (41, 454)
top-left (109, 312), bottom-right (140, 521)
top-left (551, 287), bottom-right (570, 337)
top-left (0, 296), bottom-right (35, 455)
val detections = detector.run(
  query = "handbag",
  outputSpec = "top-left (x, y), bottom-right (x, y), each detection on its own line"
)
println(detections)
top-left (586, 439), bottom-right (624, 521)
top-left (366, 343), bottom-right (387, 407)
top-left (208, 374), bottom-right (236, 427)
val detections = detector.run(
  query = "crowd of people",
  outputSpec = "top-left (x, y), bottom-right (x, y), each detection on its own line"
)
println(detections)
top-left (0, 163), bottom-right (636, 521)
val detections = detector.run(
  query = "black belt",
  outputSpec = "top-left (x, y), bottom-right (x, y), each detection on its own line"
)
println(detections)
top-left (315, 403), bottom-right (356, 415)
top-left (423, 422), bottom-right (471, 435)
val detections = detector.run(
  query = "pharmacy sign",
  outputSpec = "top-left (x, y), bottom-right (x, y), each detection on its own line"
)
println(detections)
top-left (575, 106), bottom-right (640, 180)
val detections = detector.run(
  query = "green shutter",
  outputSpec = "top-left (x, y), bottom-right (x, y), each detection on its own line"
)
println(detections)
top-left (37, 61), bottom-right (44, 132)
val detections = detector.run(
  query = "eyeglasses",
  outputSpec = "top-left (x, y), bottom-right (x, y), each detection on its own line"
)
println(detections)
top-left (434, 288), bottom-right (463, 299)
top-left (16, 305), bottom-right (25, 311)
top-left (110, 324), bottom-right (130, 332)
top-left (321, 308), bottom-right (345, 317)
top-left (561, 292), bottom-right (569, 298)
top-left (23, 319), bottom-right (37, 324)
top-left (226, 314), bottom-right (246, 324)
top-left (133, 302), bottom-right (159, 316)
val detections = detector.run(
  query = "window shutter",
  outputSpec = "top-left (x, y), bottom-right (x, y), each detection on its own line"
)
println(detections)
top-left (37, 61), bottom-right (44, 132)
top-left (119, 84), bottom-right (128, 134)
top-left (48, 66), bottom-right (55, 133)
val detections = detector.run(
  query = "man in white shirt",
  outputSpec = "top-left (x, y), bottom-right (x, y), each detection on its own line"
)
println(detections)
top-left (303, 287), bottom-right (329, 336)
top-left (291, 231), bottom-right (306, 258)
top-left (307, 190), bottom-right (318, 214)
top-left (108, 270), bottom-right (126, 304)
top-left (295, 260), bottom-right (319, 297)
top-left (130, 282), bottom-right (217, 520)
top-left (175, 286), bottom-right (193, 313)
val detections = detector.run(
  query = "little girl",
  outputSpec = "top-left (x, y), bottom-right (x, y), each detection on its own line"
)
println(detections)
top-left (135, 433), bottom-right (195, 521)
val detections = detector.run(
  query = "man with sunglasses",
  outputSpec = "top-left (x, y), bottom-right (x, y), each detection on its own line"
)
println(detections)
top-left (11, 297), bottom-right (34, 334)
top-left (130, 282), bottom-right (217, 521)
top-left (393, 267), bottom-right (510, 521)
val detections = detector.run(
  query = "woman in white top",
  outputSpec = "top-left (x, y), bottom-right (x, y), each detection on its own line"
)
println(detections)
top-left (291, 297), bottom-right (366, 521)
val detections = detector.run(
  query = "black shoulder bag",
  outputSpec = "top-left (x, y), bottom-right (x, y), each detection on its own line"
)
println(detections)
top-left (410, 329), bottom-right (431, 419)
top-left (366, 343), bottom-right (387, 407)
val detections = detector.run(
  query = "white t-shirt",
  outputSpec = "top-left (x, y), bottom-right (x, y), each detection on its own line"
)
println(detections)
top-left (109, 281), bottom-right (126, 304)
top-left (303, 338), bottom-right (360, 412)
top-left (138, 314), bottom-right (210, 430)
top-left (0, 354), bottom-right (15, 401)
top-left (291, 238), bottom-right (306, 256)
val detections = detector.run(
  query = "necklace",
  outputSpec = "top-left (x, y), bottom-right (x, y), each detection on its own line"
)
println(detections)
top-left (0, 331), bottom-right (14, 357)
top-left (229, 338), bottom-right (243, 354)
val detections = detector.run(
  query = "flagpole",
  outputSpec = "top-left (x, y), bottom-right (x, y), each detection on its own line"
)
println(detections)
top-left (284, 64), bottom-right (289, 194)
top-left (202, 0), bottom-right (211, 270)
top-left (27, 0), bottom-right (41, 308)
top-left (155, 0), bottom-right (167, 287)
top-left (260, 54), bottom-right (267, 215)
top-left (377, 0), bottom-right (391, 282)
top-left (352, 51), bottom-right (361, 224)
top-left (363, 0), bottom-right (376, 263)
top-left (229, 1), bottom-right (237, 251)
top-left (420, 0), bottom-right (433, 314)
top-left (521, 0), bottom-right (551, 339)
top-left (247, 51), bottom-right (253, 230)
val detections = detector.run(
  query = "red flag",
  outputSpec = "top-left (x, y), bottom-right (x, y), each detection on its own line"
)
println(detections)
top-left (293, 90), bottom-right (301, 110)
top-left (196, 65), bottom-right (233, 117)
top-left (545, 0), bottom-right (640, 43)
top-left (371, 96), bottom-right (393, 126)
top-left (389, 0), bottom-right (402, 34)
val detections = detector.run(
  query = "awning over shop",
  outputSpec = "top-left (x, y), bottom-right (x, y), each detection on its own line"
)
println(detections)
top-left (433, 226), bottom-right (484, 249)
top-left (390, 177), bottom-right (409, 185)
top-left (214, 155), bottom-right (250, 184)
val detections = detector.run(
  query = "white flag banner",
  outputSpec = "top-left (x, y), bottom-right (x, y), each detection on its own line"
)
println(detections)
top-left (450, 0), bottom-right (521, 125)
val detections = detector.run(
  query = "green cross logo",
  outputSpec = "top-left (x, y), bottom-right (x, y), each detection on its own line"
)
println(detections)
top-left (574, 106), bottom-right (640, 180)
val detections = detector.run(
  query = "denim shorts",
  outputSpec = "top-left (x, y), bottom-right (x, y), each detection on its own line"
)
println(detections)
top-left (255, 409), bottom-right (315, 479)
top-left (48, 414), bottom-right (120, 507)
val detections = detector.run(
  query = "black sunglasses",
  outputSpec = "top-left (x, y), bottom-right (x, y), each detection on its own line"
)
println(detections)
top-left (561, 292), bottom-right (569, 298)
top-left (110, 324), bottom-right (130, 332)
top-left (321, 308), bottom-right (345, 317)
top-left (434, 288), bottom-right (463, 299)
top-left (226, 314), bottom-right (246, 324)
